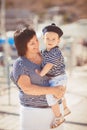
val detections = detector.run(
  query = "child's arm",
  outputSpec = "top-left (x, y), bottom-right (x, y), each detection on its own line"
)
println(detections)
top-left (40, 63), bottom-right (54, 76)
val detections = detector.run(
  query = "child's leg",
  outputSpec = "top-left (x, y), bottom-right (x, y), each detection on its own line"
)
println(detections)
top-left (62, 97), bottom-right (71, 116)
top-left (46, 94), bottom-right (65, 128)
top-left (51, 102), bottom-right (61, 117)
top-left (62, 97), bottom-right (67, 109)
top-left (47, 75), bottom-right (67, 128)
top-left (51, 102), bottom-right (65, 128)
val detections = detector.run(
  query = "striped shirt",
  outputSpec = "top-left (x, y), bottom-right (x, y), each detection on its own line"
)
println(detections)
top-left (41, 46), bottom-right (66, 77)
top-left (10, 56), bottom-right (50, 108)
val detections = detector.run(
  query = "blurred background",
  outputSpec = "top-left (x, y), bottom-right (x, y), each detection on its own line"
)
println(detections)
top-left (0, 0), bottom-right (87, 130)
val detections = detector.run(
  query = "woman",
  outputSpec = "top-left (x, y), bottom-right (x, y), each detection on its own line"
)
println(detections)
top-left (10, 26), bottom-right (65, 130)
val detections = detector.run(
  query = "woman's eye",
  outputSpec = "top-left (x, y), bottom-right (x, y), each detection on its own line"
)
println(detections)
top-left (31, 42), bottom-right (35, 45)
top-left (36, 39), bottom-right (38, 42)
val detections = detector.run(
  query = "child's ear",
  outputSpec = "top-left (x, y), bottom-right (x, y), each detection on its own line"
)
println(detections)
top-left (58, 38), bottom-right (60, 42)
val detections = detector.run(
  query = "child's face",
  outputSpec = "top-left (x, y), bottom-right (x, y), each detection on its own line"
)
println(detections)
top-left (43, 32), bottom-right (60, 51)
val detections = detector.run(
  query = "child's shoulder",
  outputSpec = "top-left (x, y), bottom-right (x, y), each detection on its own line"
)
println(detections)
top-left (52, 46), bottom-right (61, 54)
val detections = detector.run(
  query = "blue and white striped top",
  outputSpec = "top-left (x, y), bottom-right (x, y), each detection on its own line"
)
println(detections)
top-left (10, 56), bottom-right (50, 108)
top-left (41, 46), bottom-right (66, 77)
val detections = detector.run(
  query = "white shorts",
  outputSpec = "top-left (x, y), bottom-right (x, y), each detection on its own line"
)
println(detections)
top-left (46, 74), bottom-right (67, 106)
top-left (49, 74), bottom-right (67, 87)
top-left (20, 105), bottom-right (64, 130)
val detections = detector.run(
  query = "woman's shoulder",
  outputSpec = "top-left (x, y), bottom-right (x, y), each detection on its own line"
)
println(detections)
top-left (13, 56), bottom-right (30, 67)
top-left (13, 57), bottom-right (23, 65)
top-left (12, 57), bottom-right (29, 74)
top-left (52, 46), bottom-right (62, 56)
top-left (13, 56), bottom-right (39, 75)
top-left (11, 57), bottom-right (31, 83)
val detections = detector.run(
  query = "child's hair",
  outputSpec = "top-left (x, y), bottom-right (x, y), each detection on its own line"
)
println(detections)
top-left (42, 23), bottom-right (63, 37)
top-left (14, 25), bottom-right (36, 56)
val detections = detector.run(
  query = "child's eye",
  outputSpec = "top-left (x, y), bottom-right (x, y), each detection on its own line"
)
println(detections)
top-left (52, 39), bottom-right (55, 41)
top-left (46, 38), bottom-right (49, 40)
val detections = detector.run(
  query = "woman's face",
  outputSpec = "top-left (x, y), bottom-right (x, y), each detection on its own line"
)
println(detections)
top-left (27, 35), bottom-right (39, 54)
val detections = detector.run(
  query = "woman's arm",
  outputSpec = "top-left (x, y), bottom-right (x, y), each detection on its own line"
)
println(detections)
top-left (17, 75), bottom-right (65, 99)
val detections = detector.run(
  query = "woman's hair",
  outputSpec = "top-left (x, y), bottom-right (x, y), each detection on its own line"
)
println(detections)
top-left (14, 26), bottom-right (36, 56)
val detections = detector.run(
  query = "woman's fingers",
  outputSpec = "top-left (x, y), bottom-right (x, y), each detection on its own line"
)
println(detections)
top-left (54, 86), bottom-right (66, 99)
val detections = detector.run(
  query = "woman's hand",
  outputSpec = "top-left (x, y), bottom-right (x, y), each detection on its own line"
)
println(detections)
top-left (53, 86), bottom-right (66, 99)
